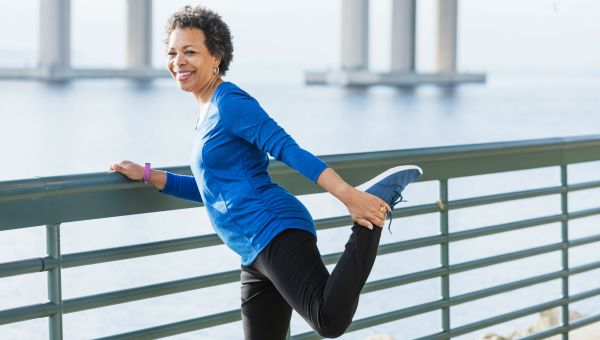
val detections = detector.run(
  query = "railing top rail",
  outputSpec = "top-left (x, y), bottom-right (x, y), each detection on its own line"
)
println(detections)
top-left (2, 134), bottom-right (600, 230)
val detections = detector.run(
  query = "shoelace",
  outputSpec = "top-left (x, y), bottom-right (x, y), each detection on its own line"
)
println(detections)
top-left (386, 193), bottom-right (407, 234)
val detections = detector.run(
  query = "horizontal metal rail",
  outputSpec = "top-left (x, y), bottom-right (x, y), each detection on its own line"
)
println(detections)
top-left (0, 257), bottom-right (49, 278)
top-left (62, 270), bottom-right (241, 314)
top-left (0, 303), bottom-right (59, 326)
top-left (448, 185), bottom-right (564, 210)
top-left (96, 309), bottom-right (242, 340)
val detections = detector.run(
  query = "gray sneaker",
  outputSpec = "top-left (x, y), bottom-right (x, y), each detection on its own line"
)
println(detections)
top-left (357, 165), bottom-right (423, 232)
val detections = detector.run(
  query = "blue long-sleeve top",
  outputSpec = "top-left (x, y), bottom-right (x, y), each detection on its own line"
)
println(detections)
top-left (160, 82), bottom-right (328, 265)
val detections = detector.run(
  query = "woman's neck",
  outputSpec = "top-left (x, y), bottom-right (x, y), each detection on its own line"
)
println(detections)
top-left (193, 77), bottom-right (223, 104)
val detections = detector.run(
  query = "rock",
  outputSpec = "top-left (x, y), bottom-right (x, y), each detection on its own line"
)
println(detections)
top-left (479, 308), bottom-right (585, 340)
top-left (480, 332), bottom-right (509, 340)
top-left (366, 331), bottom-right (394, 340)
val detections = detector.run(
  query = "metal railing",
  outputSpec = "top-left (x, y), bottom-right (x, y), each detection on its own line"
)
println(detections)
top-left (1, 135), bottom-right (600, 339)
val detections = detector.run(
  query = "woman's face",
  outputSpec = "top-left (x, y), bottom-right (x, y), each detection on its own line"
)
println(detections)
top-left (166, 28), bottom-right (219, 94)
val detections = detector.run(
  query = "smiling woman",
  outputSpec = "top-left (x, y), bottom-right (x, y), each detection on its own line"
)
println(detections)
top-left (109, 5), bottom-right (422, 340)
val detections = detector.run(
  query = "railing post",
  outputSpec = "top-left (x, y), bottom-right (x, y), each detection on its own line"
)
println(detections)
top-left (560, 166), bottom-right (569, 340)
top-left (439, 180), bottom-right (450, 337)
top-left (47, 223), bottom-right (63, 340)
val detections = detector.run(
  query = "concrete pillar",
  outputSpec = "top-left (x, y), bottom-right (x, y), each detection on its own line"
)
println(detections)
top-left (436, 0), bottom-right (458, 72)
top-left (341, 0), bottom-right (369, 71)
top-left (127, 0), bottom-right (152, 69)
top-left (391, 0), bottom-right (416, 72)
top-left (39, 0), bottom-right (71, 76)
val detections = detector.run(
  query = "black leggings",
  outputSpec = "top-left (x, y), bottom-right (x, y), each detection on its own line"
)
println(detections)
top-left (240, 224), bottom-right (382, 339)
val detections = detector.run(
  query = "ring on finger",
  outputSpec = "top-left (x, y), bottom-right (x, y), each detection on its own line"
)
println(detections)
top-left (379, 205), bottom-right (387, 213)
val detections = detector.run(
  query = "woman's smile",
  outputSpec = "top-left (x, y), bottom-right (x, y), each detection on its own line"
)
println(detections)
top-left (176, 70), bottom-right (195, 81)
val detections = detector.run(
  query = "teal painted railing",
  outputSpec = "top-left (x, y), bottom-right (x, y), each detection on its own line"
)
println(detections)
top-left (1, 135), bottom-right (600, 339)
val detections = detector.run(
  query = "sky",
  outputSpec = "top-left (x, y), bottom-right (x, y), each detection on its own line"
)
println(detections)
top-left (0, 0), bottom-right (600, 82)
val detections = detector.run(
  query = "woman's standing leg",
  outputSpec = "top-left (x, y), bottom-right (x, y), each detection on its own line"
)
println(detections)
top-left (240, 264), bottom-right (293, 339)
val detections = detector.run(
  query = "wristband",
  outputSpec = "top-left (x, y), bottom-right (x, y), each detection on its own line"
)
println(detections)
top-left (143, 163), bottom-right (151, 183)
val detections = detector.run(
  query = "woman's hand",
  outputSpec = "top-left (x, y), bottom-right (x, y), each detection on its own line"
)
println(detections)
top-left (317, 168), bottom-right (391, 230)
top-left (109, 160), bottom-right (167, 190)
top-left (109, 160), bottom-right (144, 181)
top-left (340, 187), bottom-right (391, 230)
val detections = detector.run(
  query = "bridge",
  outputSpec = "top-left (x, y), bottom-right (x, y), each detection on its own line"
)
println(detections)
top-left (0, 0), bottom-right (485, 86)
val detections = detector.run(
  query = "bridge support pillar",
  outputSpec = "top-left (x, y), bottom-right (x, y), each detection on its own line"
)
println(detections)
top-left (341, 0), bottom-right (369, 71)
top-left (391, 0), bottom-right (416, 72)
top-left (127, 0), bottom-right (153, 71)
top-left (39, 0), bottom-right (71, 81)
top-left (436, 0), bottom-right (458, 72)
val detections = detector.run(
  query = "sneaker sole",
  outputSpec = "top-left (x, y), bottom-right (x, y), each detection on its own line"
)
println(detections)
top-left (355, 165), bottom-right (424, 191)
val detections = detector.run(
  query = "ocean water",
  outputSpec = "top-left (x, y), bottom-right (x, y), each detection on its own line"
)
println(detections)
top-left (1, 71), bottom-right (600, 339)
top-left (2, 0), bottom-right (600, 338)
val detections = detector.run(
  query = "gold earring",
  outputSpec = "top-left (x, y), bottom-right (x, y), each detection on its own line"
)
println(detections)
top-left (213, 66), bottom-right (220, 75)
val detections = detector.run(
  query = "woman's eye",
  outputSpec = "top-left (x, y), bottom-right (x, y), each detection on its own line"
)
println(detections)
top-left (167, 52), bottom-right (176, 56)
top-left (185, 50), bottom-right (196, 55)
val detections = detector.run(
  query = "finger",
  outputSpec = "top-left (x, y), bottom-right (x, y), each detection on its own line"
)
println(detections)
top-left (372, 216), bottom-right (385, 228)
top-left (367, 193), bottom-right (391, 212)
top-left (379, 200), bottom-right (392, 212)
top-left (371, 205), bottom-right (387, 219)
top-left (365, 213), bottom-right (384, 228)
top-left (356, 218), bottom-right (373, 230)
top-left (374, 206), bottom-right (388, 219)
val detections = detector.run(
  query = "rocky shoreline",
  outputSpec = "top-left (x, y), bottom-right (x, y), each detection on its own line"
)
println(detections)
top-left (365, 309), bottom-right (600, 340)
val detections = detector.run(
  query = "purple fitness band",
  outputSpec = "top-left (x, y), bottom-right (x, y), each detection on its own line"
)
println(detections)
top-left (144, 163), bottom-right (151, 183)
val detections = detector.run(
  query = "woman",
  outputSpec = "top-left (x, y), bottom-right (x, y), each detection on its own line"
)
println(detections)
top-left (110, 5), bottom-right (422, 339)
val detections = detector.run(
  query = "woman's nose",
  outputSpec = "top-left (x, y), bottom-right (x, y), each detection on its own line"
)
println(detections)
top-left (174, 53), bottom-right (186, 66)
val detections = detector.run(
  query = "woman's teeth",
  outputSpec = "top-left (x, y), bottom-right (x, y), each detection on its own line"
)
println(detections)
top-left (178, 72), bottom-right (193, 80)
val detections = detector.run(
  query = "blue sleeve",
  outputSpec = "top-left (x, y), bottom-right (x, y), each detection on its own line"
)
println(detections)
top-left (219, 92), bottom-right (328, 183)
top-left (159, 172), bottom-right (203, 204)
